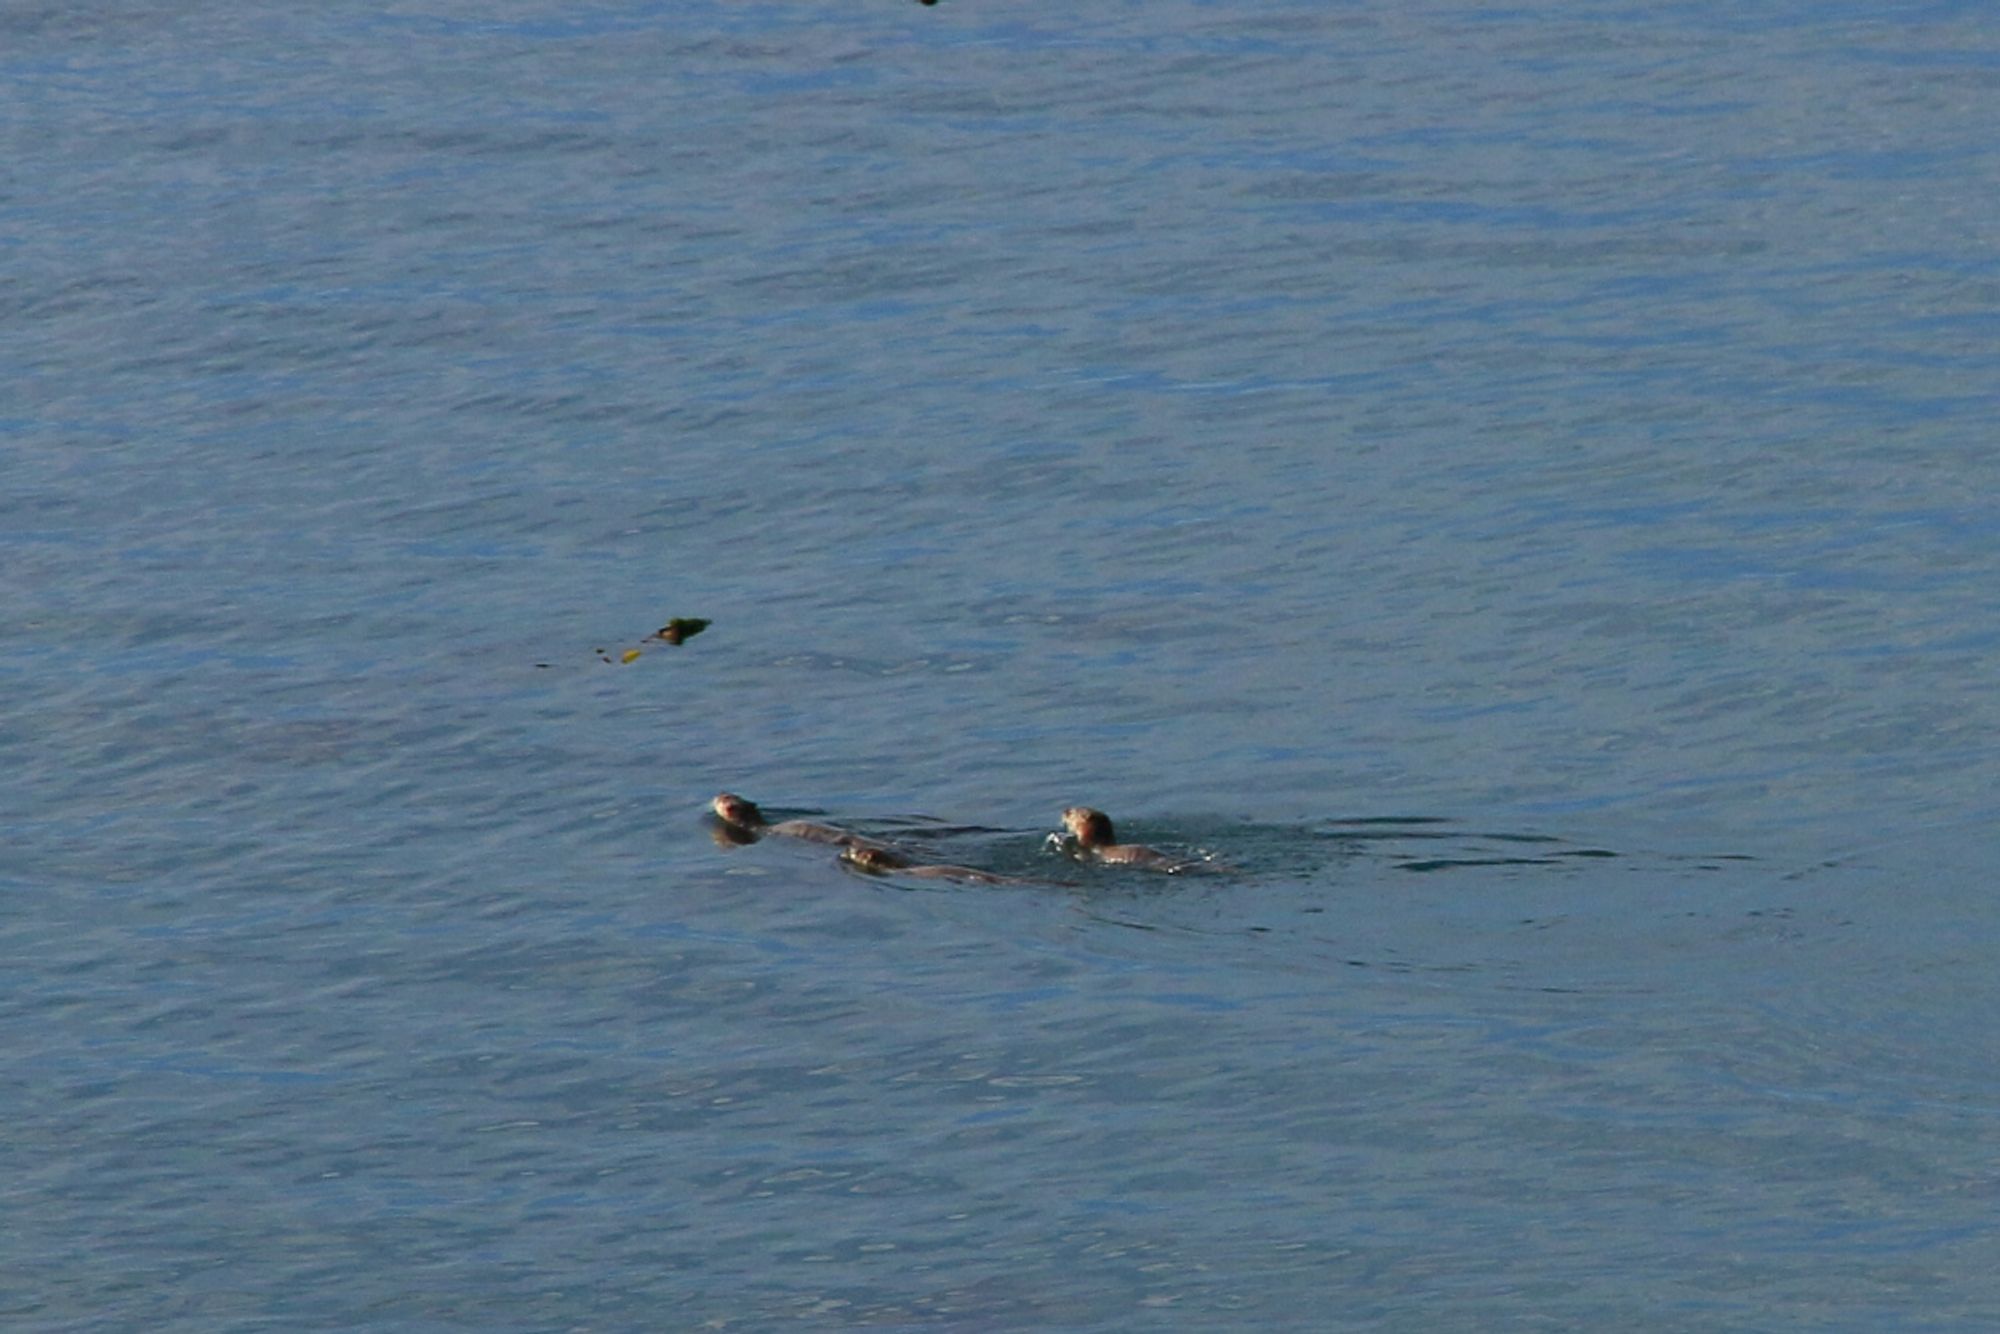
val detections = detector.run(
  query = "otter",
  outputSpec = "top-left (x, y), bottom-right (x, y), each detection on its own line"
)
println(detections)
top-left (709, 793), bottom-right (887, 851)
top-left (838, 845), bottom-right (1033, 886)
top-left (1060, 806), bottom-right (1188, 870)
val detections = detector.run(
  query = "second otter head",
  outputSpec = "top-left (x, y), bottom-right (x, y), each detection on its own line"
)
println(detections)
top-left (840, 846), bottom-right (908, 873)
top-left (1062, 806), bottom-right (1117, 847)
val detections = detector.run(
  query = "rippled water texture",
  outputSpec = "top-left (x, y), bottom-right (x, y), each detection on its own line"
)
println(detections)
top-left (6, 1), bottom-right (1999, 1328)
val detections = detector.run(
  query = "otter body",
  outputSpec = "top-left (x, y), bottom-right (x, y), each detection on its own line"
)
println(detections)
top-left (710, 793), bottom-right (886, 851)
top-left (1060, 806), bottom-right (1187, 870)
top-left (840, 845), bottom-right (1029, 886)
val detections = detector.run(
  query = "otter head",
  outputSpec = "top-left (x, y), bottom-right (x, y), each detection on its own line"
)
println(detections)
top-left (711, 793), bottom-right (764, 828)
top-left (1062, 806), bottom-right (1116, 847)
top-left (840, 846), bottom-right (900, 873)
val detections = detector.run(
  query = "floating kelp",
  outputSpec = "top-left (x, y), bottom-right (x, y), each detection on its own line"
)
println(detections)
top-left (532, 616), bottom-right (713, 667)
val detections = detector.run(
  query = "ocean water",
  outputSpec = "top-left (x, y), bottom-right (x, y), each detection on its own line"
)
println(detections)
top-left (6, 0), bottom-right (2000, 1328)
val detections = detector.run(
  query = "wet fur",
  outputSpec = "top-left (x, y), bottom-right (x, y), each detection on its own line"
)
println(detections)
top-left (1061, 806), bottom-right (1180, 869)
top-left (841, 845), bottom-right (1027, 886)
top-left (711, 793), bottom-right (887, 851)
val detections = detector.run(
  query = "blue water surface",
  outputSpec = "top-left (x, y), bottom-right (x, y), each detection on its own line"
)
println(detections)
top-left (6, 0), bottom-right (1999, 1328)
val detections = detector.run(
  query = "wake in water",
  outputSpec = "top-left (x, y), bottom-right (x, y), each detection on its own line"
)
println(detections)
top-left (705, 794), bottom-right (1230, 885)
top-left (703, 793), bottom-right (1753, 889)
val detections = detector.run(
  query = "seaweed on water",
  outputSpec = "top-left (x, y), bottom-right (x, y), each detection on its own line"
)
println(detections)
top-left (533, 615), bottom-right (713, 668)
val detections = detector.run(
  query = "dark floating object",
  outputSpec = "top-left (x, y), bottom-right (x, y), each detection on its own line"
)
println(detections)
top-left (570, 617), bottom-right (712, 668)
top-left (655, 617), bottom-right (711, 645)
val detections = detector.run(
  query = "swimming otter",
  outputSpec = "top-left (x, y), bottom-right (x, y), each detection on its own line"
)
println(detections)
top-left (1060, 806), bottom-right (1185, 869)
top-left (838, 845), bottom-right (1031, 886)
top-left (710, 793), bottom-right (887, 851)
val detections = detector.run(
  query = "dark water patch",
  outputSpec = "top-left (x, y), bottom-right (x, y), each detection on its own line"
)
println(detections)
top-left (1397, 855), bottom-right (1574, 873)
top-left (1314, 818), bottom-right (1705, 879)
